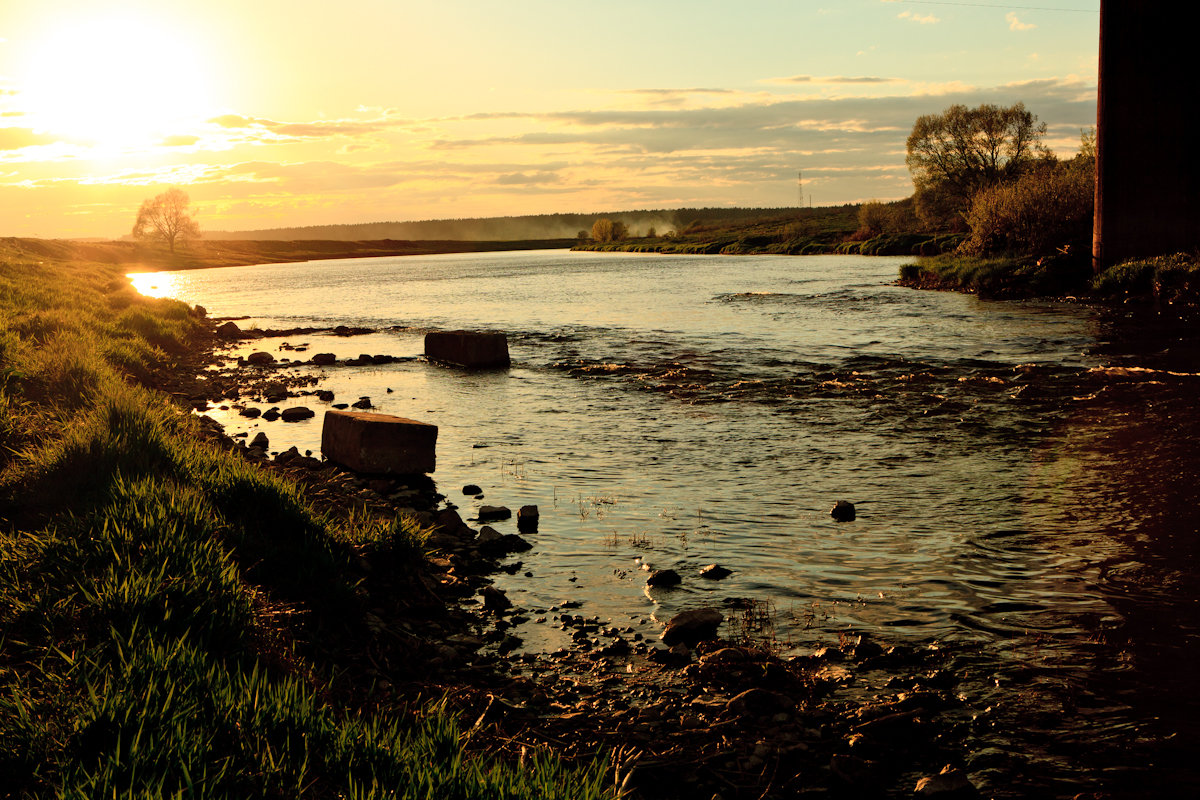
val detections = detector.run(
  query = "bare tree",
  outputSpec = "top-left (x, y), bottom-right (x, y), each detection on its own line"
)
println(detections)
top-left (133, 188), bottom-right (200, 253)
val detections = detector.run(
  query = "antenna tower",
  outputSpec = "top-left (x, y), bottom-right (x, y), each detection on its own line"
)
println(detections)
top-left (797, 171), bottom-right (803, 208)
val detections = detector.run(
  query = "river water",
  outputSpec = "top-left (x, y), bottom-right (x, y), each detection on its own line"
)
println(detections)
top-left (132, 250), bottom-right (1200, 797)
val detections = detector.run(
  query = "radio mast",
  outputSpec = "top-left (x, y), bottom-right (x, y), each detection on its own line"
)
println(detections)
top-left (797, 171), bottom-right (803, 208)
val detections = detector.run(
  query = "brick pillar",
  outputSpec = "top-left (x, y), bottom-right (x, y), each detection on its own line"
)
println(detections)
top-left (1093, 0), bottom-right (1200, 269)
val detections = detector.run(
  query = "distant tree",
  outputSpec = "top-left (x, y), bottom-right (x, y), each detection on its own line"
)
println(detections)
top-left (133, 188), bottom-right (200, 253)
top-left (590, 218), bottom-right (628, 243)
top-left (906, 102), bottom-right (1047, 228)
top-left (646, 226), bottom-right (657, 238)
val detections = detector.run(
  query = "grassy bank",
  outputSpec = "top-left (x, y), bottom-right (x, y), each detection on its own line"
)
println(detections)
top-left (0, 256), bottom-right (607, 797)
top-left (897, 250), bottom-right (1200, 312)
top-left (0, 237), bottom-right (576, 272)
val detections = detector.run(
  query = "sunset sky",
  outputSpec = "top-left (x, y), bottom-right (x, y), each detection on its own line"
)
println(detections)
top-left (1, 0), bottom-right (1099, 239)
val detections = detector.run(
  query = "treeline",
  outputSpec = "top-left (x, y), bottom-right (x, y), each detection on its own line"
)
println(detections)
top-left (205, 207), bottom-right (811, 242)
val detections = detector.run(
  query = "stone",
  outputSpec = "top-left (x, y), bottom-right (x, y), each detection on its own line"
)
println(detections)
top-left (660, 607), bottom-right (722, 646)
top-left (351, 397), bottom-right (373, 409)
top-left (831, 500), bottom-right (856, 521)
top-left (498, 533), bottom-right (533, 553)
top-left (915, 765), bottom-right (977, 797)
top-left (517, 505), bottom-right (539, 532)
top-left (646, 568), bottom-right (682, 587)
top-left (249, 432), bottom-right (269, 450)
top-left (263, 382), bottom-right (287, 403)
top-left (280, 406), bottom-right (314, 422)
top-left (262, 408), bottom-right (280, 421)
top-left (246, 351), bottom-right (275, 366)
top-left (727, 688), bottom-right (793, 717)
top-left (481, 586), bottom-right (511, 613)
top-left (700, 564), bottom-right (732, 580)
top-left (275, 446), bottom-right (300, 464)
top-left (462, 484), bottom-right (483, 495)
top-left (320, 409), bottom-right (438, 474)
top-left (238, 407), bottom-right (261, 418)
top-left (316, 390), bottom-right (335, 402)
top-left (312, 352), bottom-right (337, 366)
top-left (425, 330), bottom-right (511, 369)
top-left (478, 505), bottom-right (512, 522)
top-left (216, 321), bottom-right (242, 338)
top-left (476, 526), bottom-right (504, 547)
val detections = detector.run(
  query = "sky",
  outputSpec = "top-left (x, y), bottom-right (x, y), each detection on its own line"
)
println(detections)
top-left (0, 0), bottom-right (1100, 239)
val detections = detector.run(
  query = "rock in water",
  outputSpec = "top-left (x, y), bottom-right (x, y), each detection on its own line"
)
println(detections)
top-left (321, 409), bottom-right (437, 474)
top-left (646, 569), bottom-right (682, 587)
top-left (700, 564), bottom-right (732, 580)
top-left (478, 505), bottom-right (512, 522)
top-left (915, 765), bottom-right (977, 797)
top-left (216, 321), bottom-right (241, 338)
top-left (312, 352), bottom-right (337, 365)
top-left (280, 406), bottom-right (314, 422)
top-left (250, 431), bottom-right (269, 450)
top-left (517, 505), bottom-right (539, 532)
top-left (246, 351), bottom-right (275, 366)
top-left (661, 608), bottom-right (723, 646)
top-left (425, 330), bottom-right (511, 369)
top-left (831, 500), bottom-right (856, 521)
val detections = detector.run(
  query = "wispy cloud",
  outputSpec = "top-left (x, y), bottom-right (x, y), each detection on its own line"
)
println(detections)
top-left (898, 10), bottom-right (940, 24)
top-left (1007, 12), bottom-right (1036, 31)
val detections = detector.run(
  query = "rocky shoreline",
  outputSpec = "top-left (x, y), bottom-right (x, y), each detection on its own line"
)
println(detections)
top-left (158, 316), bottom-right (992, 799)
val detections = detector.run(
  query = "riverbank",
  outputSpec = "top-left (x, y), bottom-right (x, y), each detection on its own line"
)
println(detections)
top-left (0, 236), bottom-right (575, 272)
top-left (0, 252), bottom-right (1001, 799)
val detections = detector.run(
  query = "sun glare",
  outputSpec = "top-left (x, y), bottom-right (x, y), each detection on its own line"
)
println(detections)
top-left (19, 13), bottom-right (215, 151)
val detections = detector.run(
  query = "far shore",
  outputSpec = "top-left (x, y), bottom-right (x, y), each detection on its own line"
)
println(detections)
top-left (0, 235), bottom-right (576, 272)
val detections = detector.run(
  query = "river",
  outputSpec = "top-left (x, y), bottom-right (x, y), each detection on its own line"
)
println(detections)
top-left (132, 249), bottom-right (1200, 797)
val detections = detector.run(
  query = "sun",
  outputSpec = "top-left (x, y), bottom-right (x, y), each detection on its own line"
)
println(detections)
top-left (18, 12), bottom-right (215, 150)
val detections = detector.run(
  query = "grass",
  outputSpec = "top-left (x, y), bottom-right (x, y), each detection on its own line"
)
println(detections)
top-left (0, 254), bottom-right (610, 798)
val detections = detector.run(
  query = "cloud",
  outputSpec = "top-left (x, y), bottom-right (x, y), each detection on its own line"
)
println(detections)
top-left (161, 134), bottom-right (200, 147)
top-left (206, 113), bottom-right (393, 142)
top-left (495, 171), bottom-right (563, 186)
top-left (0, 127), bottom-right (58, 151)
top-left (898, 11), bottom-right (940, 24)
top-left (1007, 13), bottom-right (1036, 31)
top-left (764, 75), bottom-right (902, 85)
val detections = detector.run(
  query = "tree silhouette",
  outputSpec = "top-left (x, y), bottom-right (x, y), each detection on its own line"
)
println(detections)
top-left (133, 188), bottom-right (200, 253)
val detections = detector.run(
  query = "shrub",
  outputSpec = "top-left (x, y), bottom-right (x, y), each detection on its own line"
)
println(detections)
top-left (959, 159), bottom-right (1094, 258)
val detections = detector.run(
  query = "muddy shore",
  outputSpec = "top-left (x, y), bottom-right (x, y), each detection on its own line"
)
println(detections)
top-left (149, 315), bottom-right (1011, 800)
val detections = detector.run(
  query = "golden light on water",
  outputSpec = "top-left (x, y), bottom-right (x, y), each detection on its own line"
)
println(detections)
top-left (18, 13), bottom-right (215, 150)
top-left (127, 271), bottom-right (180, 299)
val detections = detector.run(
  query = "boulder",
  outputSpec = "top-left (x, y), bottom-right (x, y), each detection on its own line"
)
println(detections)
top-left (517, 505), bottom-right (539, 532)
top-left (478, 505), bottom-right (512, 522)
top-left (321, 409), bottom-right (437, 474)
top-left (238, 407), bottom-right (261, 418)
top-left (263, 382), bottom-right (288, 403)
top-left (481, 586), bottom-right (512, 614)
top-left (351, 397), bottom-right (373, 409)
top-left (831, 499), bottom-right (856, 521)
top-left (312, 352), bottom-right (337, 366)
top-left (246, 351), bottom-right (275, 366)
top-left (700, 564), bottom-right (732, 580)
top-left (462, 484), bottom-right (483, 495)
top-left (915, 765), bottom-right (977, 797)
top-left (425, 330), bottom-right (511, 369)
top-left (216, 321), bottom-right (242, 338)
top-left (261, 408), bottom-right (280, 421)
top-left (249, 431), bottom-right (269, 450)
top-left (646, 568), bottom-right (682, 587)
top-left (661, 607), bottom-right (723, 646)
top-left (280, 406), bottom-right (314, 422)
top-left (316, 390), bottom-right (335, 402)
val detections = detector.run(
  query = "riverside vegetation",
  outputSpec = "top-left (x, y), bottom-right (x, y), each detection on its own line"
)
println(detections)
top-left (0, 255), bottom-right (608, 798)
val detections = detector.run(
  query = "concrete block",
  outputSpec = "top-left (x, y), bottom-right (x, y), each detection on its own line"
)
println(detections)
top-left (425, 330), bottom-right (510, 369)
top-left (321, 409), bottom-right (437, 474)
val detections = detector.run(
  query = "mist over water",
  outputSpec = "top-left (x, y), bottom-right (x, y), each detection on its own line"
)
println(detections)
top-left (134, 250), bottom-right (1200, 796)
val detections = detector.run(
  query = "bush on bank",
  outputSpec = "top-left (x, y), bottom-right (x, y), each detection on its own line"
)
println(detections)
top-left (0, 256), bottom-right (608, 798)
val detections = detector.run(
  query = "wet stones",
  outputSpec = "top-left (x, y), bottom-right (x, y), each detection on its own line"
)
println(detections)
top-left (246, 351), bottom-right (275, 366)
top-left (351, 397), bottom-right (373, 409)
top-left (831, 499), bottom-right (857, 521)
top-left (425, 330), bottom-right (511, 369)
top-left (700, 564), bottom-right (732, 580)
top-left (321, 409), bottom-right (438, 474)
top-left (661, 608), bottom-right (722, 647)
top-left (312, 352), bottom-right (337, 365)
top-left (463, 484), bottom-right (483, 495)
